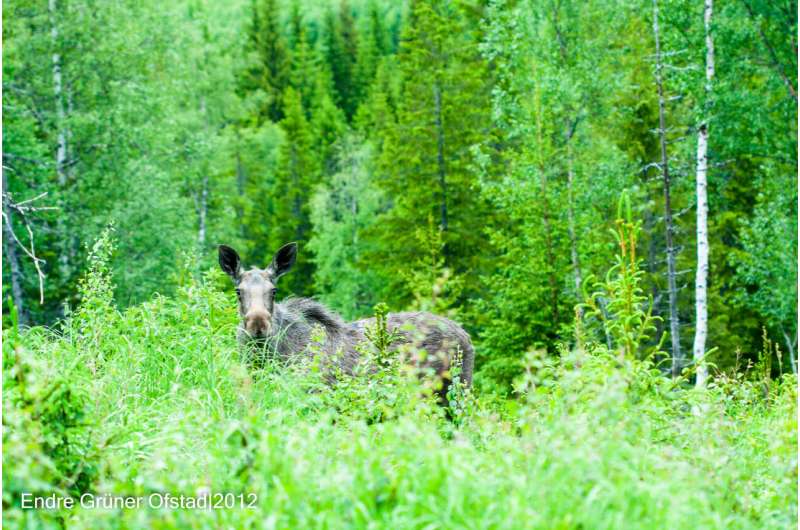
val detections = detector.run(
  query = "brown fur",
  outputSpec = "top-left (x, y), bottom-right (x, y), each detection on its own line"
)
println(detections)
top-left (219, 244), bottom-right (475, 399)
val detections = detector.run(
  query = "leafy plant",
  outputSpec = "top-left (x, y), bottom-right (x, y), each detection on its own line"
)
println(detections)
top-left (364, 302), bottom-right (402, 367)
top-left (581, 193), bottom-right (663, 361)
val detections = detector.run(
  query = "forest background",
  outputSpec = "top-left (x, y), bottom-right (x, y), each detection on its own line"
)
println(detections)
top-left (3, 0), bottom-right (797, 393)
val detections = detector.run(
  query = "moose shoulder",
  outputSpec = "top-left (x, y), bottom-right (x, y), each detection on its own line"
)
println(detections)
top-left (218, 243), bottom-right (474, 398)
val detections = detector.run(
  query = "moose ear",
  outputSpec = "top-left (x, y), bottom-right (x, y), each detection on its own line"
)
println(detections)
top-left (269, 242), bottom-right (297, 279)
top-left (218, 245), bottom-right (241, 279)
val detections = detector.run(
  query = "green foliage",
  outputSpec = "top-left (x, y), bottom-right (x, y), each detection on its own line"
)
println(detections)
top-left (2, 0), bottom-right (797, 395)
top-left (74, 226), bottom-right (117, 329)
top-left (368, 0), bottom-right (493, 309)
top-left (240, 0), bottom-right (291, 123)
top-left (363, 302), bottom-right (402, 366)
top-left (322, 303), bottom-right (436, 425)
top-left (323, 1), bottom-right (360, 119)
top-left (404, 216), bottom-right (463, 316)
top-left (582, 195), bottom-right (662, 360)
top-left (271, 87), bottom-right (320, 296)
top-left (3, 332), bottom-right (100, 501)
top-left (308, 135), bottom-right (384, 319)
top-left (3, 0), bottom-right (798, 526)
top-left (733, 176), bottom-right (798, 364)
top-left (3, 268), bottom-right (796, 527)
top-left (2, 0), bottom-right (238, 320)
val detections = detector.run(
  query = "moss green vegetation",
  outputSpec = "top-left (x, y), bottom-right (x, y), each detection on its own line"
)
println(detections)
top-left (3, 239), bottom-right (796, 529)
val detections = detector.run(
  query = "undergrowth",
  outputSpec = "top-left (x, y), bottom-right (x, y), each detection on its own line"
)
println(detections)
top-left (2, 232), bottom-right (796, 529)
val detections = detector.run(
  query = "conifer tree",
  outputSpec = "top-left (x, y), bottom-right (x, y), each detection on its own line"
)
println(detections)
top-left (288, 14), bottom-right (318, 115)
top-left (240, 0), bottom-right (291, 123)
top-left (311, 87), bottom-right (347, 174)
top-left (272, 87), bottom-right (320, 295)
top-left (354, 57), bottom-right (399, 146)
top-left (3, 0), bottom-right (797, 388)
top-left (323, 2), bottom-right (359, 120)
top-left (354, 1), bottom-right (388, 107)
top-left (371, 0), bottom-right (492, 305)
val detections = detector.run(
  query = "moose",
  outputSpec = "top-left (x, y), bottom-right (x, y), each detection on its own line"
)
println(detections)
top-left (218, 242), bottom-right (474, 399)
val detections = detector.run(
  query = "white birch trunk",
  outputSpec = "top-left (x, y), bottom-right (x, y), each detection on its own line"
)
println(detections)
top-left (566, 137), bottom-right (583, 314)
top-left (781, 327), bottom-right (797, 375)
top-left (433, 82), bottom-right (448, 233)
top-left (49, 0), bottom-right (71, 278)
top-left (196, 96), bottom-right (209, 249)
top-left (197, 175), bottom-right (208, 249)
top-left (694, 0), bottom-right (715, 388)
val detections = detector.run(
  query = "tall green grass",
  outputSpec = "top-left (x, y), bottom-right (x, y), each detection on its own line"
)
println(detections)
top-left (3, 244), bottom-right (796, 529)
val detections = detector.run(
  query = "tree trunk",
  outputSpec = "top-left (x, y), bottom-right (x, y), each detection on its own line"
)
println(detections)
top-left (694, 0), bottom-right (715, 388)
top-left (2, 177), bottom-right (29, 327)
top-left (433, 82), bottom-right (448, 234)
top-left (565, 127), bottom-right (583, 315)
top-left (539, 160), bottom-right (559, 326)
top-left (653, 0), bottom-right (683, 377)
top-left (196, 96), bottom-right (210, 250)
top-left (781, 326), bottom-right (797, 374)
top-left (196, 175), bottom-right (208, 249)
top-left (235, 144), bottom-right (247, 240)
top-left (49, 0), bottom-right (71, 279)
top-left (553, 9), bottom-right (582, 319)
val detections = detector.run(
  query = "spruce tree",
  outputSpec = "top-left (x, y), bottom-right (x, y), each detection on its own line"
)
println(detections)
top-left (272, 87), bottom-right (320, 295)
top-left (353, 1), bottom-right (388, 108)
top-left (354, 56), bottom-right (399, 146)
top-left (288, 14), bottom-right (318, 115)
top-left (311, 86), bottom-right (347, 175)
top-left (240, 0), bottom-right (291, 123)
top-left (370, 0), bottom-right (492, 306)
top-left (323, 2), bottom-right (359, 120)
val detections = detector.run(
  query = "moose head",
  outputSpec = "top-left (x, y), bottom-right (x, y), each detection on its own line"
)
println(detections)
top-left (218, 242), bottom-right (297, 339)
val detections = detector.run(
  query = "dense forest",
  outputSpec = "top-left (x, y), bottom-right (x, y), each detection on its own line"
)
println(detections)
top-left (3, 0), bottom-right (797, 392)
top-left (3, 1), bottom-right (797, 528)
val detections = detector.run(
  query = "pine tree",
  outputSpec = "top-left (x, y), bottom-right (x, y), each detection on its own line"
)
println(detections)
top-left (354, 55), bottom-right (400, 131)
top-left (288, 13), bottom-right (318, 115)
top-left (311, 85), bottom-right (347, 175)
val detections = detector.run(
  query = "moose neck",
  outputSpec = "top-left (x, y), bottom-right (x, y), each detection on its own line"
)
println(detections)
top-left (256, 301), bottom-right (315, 362)
top-left (240, 297), bottom-right (346, 366)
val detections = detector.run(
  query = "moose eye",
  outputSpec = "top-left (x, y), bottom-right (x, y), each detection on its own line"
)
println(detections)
top-left (271, 288), bottom-right (277, 296)
top-left (235, 288), bottom-right (242, 298)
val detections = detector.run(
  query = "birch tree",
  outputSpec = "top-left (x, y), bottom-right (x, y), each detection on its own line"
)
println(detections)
top-left (48, 0), bottom-right (73, 279)
top-left (693, 0), bottom-right (715, 388)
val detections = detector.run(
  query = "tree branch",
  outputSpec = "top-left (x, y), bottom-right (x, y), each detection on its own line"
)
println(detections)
top-left (2, 185), bottom-right (58, 304)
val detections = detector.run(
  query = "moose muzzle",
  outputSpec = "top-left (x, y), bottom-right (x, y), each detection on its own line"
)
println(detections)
top-left (244, 310), bottom-right (271, 338)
